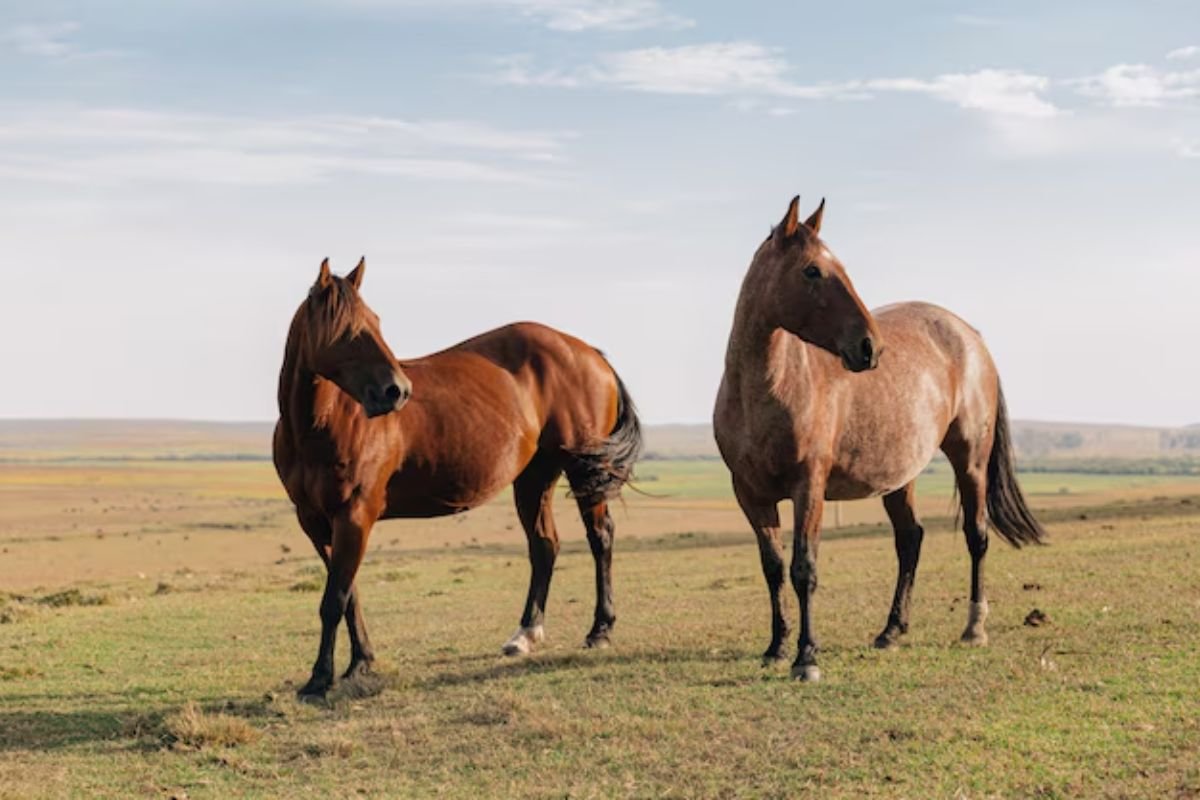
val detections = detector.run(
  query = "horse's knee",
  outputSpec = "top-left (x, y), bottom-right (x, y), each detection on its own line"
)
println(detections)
top-left (790, 558), bottom-right (817, 594)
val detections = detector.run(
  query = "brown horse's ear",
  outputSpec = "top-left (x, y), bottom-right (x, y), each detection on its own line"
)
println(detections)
top-left (778, 195), bottom-right (801, 240)
top-left (316, 258), bottom-right (333, 289)
top-left (804, 198), bottom-right (826, 235)
top-left (347, 257), bottom-right (365, 290)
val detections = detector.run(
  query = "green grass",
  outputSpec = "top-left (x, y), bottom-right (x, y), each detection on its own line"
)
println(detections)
top-left (2, 498), bottom-right (1199, 798)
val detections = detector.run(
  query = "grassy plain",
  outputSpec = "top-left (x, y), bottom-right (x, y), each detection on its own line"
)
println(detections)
top-left (2, 429), bottom-right (1200, 798)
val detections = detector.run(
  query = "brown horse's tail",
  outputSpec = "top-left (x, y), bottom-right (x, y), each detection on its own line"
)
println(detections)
top-left (986, 384), bottom-right (1046, 547)
top-left (564, 365), bottom-right (644, 504)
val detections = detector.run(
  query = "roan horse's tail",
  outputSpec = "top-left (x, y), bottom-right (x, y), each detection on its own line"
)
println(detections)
top-left (986, 384), bottom-right (1047, 547)
top-left (564, 364), bottom-right (644, 504)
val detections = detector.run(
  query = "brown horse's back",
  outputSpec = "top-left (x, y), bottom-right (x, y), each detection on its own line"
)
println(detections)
top-left (381, 322), bottom-right (618, 518)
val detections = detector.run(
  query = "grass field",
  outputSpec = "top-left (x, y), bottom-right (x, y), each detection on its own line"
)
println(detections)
top-left (3, 435), bottom-right (1200, 798)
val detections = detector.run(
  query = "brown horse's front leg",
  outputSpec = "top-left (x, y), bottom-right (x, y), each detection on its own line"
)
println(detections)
top-left (298, 506), bottom-right (374, 700)
top-left (790, 477), bottom-right (826, 682)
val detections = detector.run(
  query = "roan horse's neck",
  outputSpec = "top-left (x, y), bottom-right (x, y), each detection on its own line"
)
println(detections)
top-left (724, 276), bottom-right (810, 398)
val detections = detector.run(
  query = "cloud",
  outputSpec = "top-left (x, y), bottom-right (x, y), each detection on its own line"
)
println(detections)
top-left (495, 43), bottom-right (1058, 116)
top-left (1073, 63), bottom-right (1200, 107)
top-left (1166, 45), bottom-right (1199, 62)
top-left (1, 21), bottom-right (124, 60)
top-left (0, 108), bottom-right (575, 187)
top-left (1, 22), bottom-right (80, 57)
top-left (505, 0), bottom-right (691, 31)
top-left (344, 0), bottom-right (690, 31)
top-left (867, 70), bottom-right (1059, 118)
top-left (952, 14), bottom-right (1004, 27)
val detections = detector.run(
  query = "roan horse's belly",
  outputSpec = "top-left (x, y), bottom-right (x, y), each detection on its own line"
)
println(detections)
top-left (825, 408), bottom-right (949, 501)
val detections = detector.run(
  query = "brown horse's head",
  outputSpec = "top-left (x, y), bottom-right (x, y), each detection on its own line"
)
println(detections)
top-left (756, 196), bottom-right (882, 372)
top-left (297, 258), bottom-right (412, 417)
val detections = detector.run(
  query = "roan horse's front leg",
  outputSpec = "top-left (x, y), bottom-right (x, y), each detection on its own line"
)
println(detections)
top-left (790, 476), bottom-right (826, 682)
top-left (732, 479), bottom-right (789, 663)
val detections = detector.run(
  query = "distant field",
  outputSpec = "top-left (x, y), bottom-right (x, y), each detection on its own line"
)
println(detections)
top-left (3, 421), bottom-right (1200, 798)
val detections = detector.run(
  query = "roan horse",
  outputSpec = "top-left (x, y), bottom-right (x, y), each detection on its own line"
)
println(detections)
top-left (714, 196), bottom-right (1044, 682)
top-left (274, 258), bottom-right (642, 698)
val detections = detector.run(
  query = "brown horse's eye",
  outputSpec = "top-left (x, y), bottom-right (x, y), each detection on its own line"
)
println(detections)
top-left (803, 264), bottom-right (822, 280)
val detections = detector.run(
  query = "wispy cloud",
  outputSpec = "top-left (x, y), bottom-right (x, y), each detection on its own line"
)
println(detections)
top-left (1, 21), bottom-right (124, 60)
top-left (1072, 63), bottom-right (1200, 107)
top-left (0, 109), bottom-right (575, 187)
top-left (495, 43), bottom-right (1058, 117)
top-left (346, 0), bottom-right (691, 31)
top-left (952, 14), bottom-right (1004, 27)
top-left (867, 70), bottom-right (1058, 118)
top-left (1166, 45), bottom-right (1199, 62)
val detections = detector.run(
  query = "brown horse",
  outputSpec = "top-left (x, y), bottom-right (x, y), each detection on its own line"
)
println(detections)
top-left (713, 196), bottom-right (1044, 682)
top-left (273, 258), bottom-right (642, 698)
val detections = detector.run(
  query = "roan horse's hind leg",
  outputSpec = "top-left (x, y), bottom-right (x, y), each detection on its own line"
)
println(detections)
top-left (873, 482), bottom-right (925, 649)
top-left (953, 464), bottom-right (990, 645)
top-left (944, 426), bottom-right (992, 646)
top-left (732, 480), bottom-right (789, 663)
top-left (503, 453), bottom-right (563, 656)
top-left (574, 495), bottom-right (617, 648)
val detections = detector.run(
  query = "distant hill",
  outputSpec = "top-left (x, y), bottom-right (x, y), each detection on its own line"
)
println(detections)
top-left (3, 418), bottom-right (1200, 465)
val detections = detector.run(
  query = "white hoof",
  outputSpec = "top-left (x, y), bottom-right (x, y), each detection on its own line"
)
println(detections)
top-left (501, 624), bottom-right (544, 656)
top-left (960, 600), bottom-right (990, 646)
top-left (790, 664), bottom-right (821, 682)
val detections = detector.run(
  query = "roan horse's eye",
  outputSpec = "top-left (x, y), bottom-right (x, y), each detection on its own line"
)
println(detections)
top-left (803, 264), bottom-right (822, 280)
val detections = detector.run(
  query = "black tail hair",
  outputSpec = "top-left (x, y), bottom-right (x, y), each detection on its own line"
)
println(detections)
top-left (987, 384), bottom-right (1046, 547)
top-left (564, 367), bottom-right (643, 505)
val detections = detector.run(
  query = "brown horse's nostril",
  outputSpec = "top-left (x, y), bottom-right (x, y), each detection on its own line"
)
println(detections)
top-left (384, 384), bottom-right (403, 403)
top-left (861, 338), bottom-right (874, 360)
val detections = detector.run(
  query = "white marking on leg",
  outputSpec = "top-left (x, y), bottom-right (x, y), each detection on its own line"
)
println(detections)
top-left (501, 624), bottom-right (545, 656)
top-left (961, 600), bottom-right (990, 645)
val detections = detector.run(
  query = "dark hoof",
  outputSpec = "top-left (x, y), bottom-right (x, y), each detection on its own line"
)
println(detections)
top-left (584, 634), bottom-right (611, 650)
top-left (341, 660), bottom-right (374, 682)
top-left (297, 675), bottom-right (332, 702)
top-left (761, 646), bottom-right (788, 666)
top-left (873, 632), bottom-right (901, 650)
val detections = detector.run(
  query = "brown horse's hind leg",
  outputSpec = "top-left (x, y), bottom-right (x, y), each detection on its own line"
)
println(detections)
top-left (575, 496), bottom-right (617, 648)
top-left (503, 452), bottom-right (563, 656)
top-left (874, 482), bottom-right (925, 650)
top-left (790, 473), bottom-right (827, 682)
top-left (732, 479), bottom-right (788, 664)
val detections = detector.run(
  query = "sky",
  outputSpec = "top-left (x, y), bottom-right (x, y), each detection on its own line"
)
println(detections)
top-left (1, 0), bottom-right (1198, 426)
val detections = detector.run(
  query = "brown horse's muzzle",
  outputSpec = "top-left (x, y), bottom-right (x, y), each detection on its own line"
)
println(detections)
top-left (362, 371), bottom-right (412, 417)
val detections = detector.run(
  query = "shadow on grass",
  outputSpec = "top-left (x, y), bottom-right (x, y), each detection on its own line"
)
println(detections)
top-left (415, 644), bottom-right (746, 691)
top-left (0, 694), bottom-right (284, 753)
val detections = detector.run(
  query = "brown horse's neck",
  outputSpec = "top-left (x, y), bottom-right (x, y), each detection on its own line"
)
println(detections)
top-left (277, 319), bottom-right (323, 442)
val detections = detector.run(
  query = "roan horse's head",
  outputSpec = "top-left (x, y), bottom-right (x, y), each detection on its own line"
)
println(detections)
top-left (758, 196), bottom-right (883, 372)
top-left (298, 258), bottom-right (412, 417)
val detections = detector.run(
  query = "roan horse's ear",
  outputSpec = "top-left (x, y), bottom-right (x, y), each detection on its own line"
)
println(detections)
top-left (778, 195), bottom-right (802, 240)
top-left (804, 198), bottom-right (826, 235)
top-left (316, 258), bottom-right (333, 289)
top-left (346, 257), bottom-right (366, 290)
